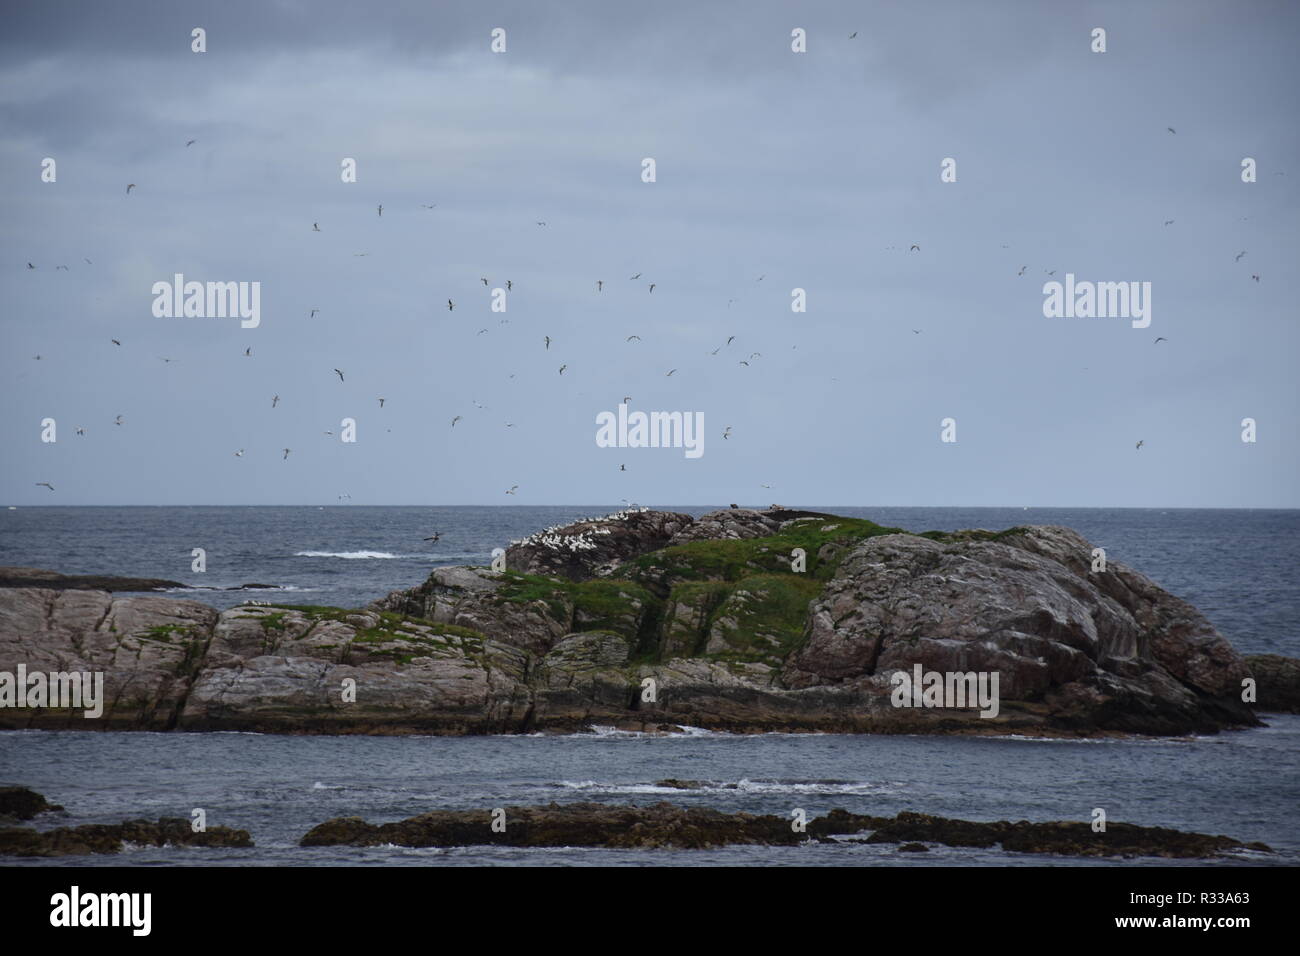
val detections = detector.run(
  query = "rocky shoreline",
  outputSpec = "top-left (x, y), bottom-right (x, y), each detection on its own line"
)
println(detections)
top-left (1, 508), bottom-right (1295, 736)
top-left (0, 788), bottom-right (1270, 859)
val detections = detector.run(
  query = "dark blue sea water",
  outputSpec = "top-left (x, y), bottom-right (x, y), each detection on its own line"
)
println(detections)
top-left (1, 506), bottom-right (1297, 866)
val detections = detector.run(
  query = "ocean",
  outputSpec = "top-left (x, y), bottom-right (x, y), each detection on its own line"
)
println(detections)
top-left (1, 505), bottom-right (1297, 866)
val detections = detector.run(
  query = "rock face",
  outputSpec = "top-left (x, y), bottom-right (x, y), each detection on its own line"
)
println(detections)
top-left (299, 802), bottom-right (1268, 858)
top-left (1244, 654), bottom-right (1300, 713)
top-left (0, 786), bottom-right (62, 821)
top-left (0, 509), bottom-right (1285, 736)
top-left (0, 818), bottom-right (252, 857)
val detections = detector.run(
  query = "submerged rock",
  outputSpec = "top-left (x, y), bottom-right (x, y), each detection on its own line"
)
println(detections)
top-left (299, 802), bottom-right (1268, 859)
top-left (0, 817), bottom-right (252, 857)
top-left (1244, 654), bottom-right (1300, 713)
top-left (0, 786), bottom-right (62, 821)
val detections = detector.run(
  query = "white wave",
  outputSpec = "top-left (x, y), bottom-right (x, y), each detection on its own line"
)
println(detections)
top-left (295, 550), bottom-right (400, 559)
top-left (555, 778), bottom-right (901, 796)
top-left (582, 723), bottom-right (732, 739)
top-left (311, 781), bottom-right (345, 790)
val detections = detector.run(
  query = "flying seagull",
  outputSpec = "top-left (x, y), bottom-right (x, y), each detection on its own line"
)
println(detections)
top-left (114, 415), bottom-right (124, 426)
top-left (377, 204), bottom-right (382, 217)
top-left (420, 203), bottom-right (437, 209)
top-left (234, 449), bottom-right (244, 457)
top-left (481, 277), bottom-right (489, 286)
top-left (665, 368), bottom-right (677, 376)
top-left (26, 262), bottom-right (34, 269)
top-left (912, 329), bottom-right (922, 335)
top-left (423, 532), bottom-right (441, 542)
top-left (272, 395), bottom-right (280, 407)
top-left (283, 448), bottom-right (291, 460)
top-left (111, 339), bottom-right (121, 346)
top-left (244, 347), bottom-right (252, 357)
top-left (450, 415), bottom-right (462, 428)
top-left (1235, 251), bottom-right (1246, 262)
top-left (1166, 127), bottom-right (1176, 134)
top-left (726, 336), bottom-right (736, 346)
top-left (1252, 274), bottom-right (1260, 282)
top-left (1136, 440), bottom-right (1144, 450)
top-left (629, 273), bottom-right (641, 280)
top-left (648, 283), bottom-right (655, 293)
top-left (448, 299), bottom-right (454, 311)
top-left (626, 335), bottom-right (641, 342)
top-left (185, 139), bottom-right (196, 147)
top-left (334, 368), bottom-right (345, 382)
top-left (849, 31), bottom-right (858, 38)
top-left (313, 223), bottom-right (320, 231)
top-left (597, 280), bottom-right (603, 291)
top-left (559, 364), bottom-right (567, 375)
top-left (36, 482), bottom-right (54, 491)
top-left (544, 336), bottom-right (551, 349)
top-left (378, 398), bottom-right (385, 408)
top-left (723, 426), bottom-right (732, 440)
top-left (506, 485), bottom-right (518, 495)
top-left (1154, 337), bottom-right (1167, 344)
top-left (75, 426), bottom-right (85, 436)
top-left (620, 464), bottom-right (626, 471)
top-left (910, 244), bottom-right (920, 252)
top-left (535, 221), bottom-right (546, 226)
top-left (1164, 220), bottom-right (1174, 226)
top-left (126, 184), bottom-right (135, 194)
top-left (506, 280), bottom-right (512, 291)
top-left (309, 309), bottom-right (319, 318)
top-left (1017, 265), bottom-right (1027, 276)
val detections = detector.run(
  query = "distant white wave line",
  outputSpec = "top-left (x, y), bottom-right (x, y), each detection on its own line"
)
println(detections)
top-left (557, 779), bottom-right (899, 795)
top-left (584, 724), bottom-right (724, 738)
top-left (294, 550), bottom-right (482, 560)
top-left (160, 585), bottom-right (317, 592)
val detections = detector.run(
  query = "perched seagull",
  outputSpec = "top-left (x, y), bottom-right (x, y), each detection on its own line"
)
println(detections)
top-left (506, 485), bottom-right (518, 495)
top-left (627, 335), bottom-right (641, 342)
top-left (378, 398), bottom-right (385, 408)
top-left (111, 339), bottom-right (121, 346)
top-left (272, 395), bottom-right (280, 407)
top-left (334, 368), bottom-right (345, 382)
top-left (126, 184), bottom-right (136, 194)
top-left (1154, 337), bottom-right (1167, 344)
top-left (448, 299), bottom-right (454, 311)
top-left (36, 482), bottom-right (54, 491)
top-left (559, 364), bottom-right (567, 375)
top-left (1136, 440), bottom-right (1144, 450)
top-left (597, 280), bottom-right (603, 291)
top-left (450, 415), bottom-right (462, 428)
top-left (185, 139), bottom-right (196, 147)
top-left (114, 415), bottom-right (124, 426)
top-left (283, 448), bottom-right (291, 460)
top-left (313, 223), bottom-right (320, 232)
top-left (1235, 251), bottom-right (1247, 262)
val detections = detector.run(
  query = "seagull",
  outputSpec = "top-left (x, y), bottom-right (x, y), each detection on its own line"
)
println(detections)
top-left (323, 431), bottom-right (334, 437)
top-left (748, 352), bottom-right (761, 359)
top-left (160, 356), bottom-right (176, 363)
top-left (1252, 274), bottom-right (1260, 282)
top-left (377, 204), bottom-right (382, 217)
top-left (597, 280), bottom-right (603, 291)
top-left (648, 283), bottom-right (655, 293)
top-left (710, 347), bottom-right (721, 355)
top-left (626, 335), bottom-right (641, 342)
top-left (114, 415), bottom-right (124, 426)
top-left (849, 31), bottom-right (858, 38)
top-left (477, 328), bottom-right (488, 335)
top-left (378, 398), bottom-right (385, 407)
top-left (448, 299), bottom-right (454, 311)
top-left (352, 253), bottom-right (369, 257)
top-left (283, 448), bottom-right (291, 460)
top-left (56, 265), bottom-right (68, 270)
top-left (75, 427), bottom-right (85, 436)
top-left (620, 464), bottom-right (626, 471)
top-left (1045, 270), bottom-right (1056, 276)
top-left (665, 368), bottom-right (677, 376)
top-left (909, 244), bottom-right (920, 251)
top-left (481, 277), bottom-right (489, 286)
top-left (544, 336), bottom-right (551, 349)
top-left (36, 482), bottom-right (54, 492)
top-left (1154, 337), bottom-right (1167, 344)
top-left (420, 203), bottom-right (437, 209)
top-left (126, 184), bottom-right (135, 194)
top-left (1166, 127), bottom-right (1176, 134)
top-left (272, 395), bottom-right (280, 407)
top-left (451, 415), bottom-right (462, 428)
top-left (313, 223), bottom-right (320, 232)
top-left (629, 273), bottom-right (641, 280)
top-left (912, 329), bottom-right (922, 335)
top-left (506, 485), bottom-right (518, 495)
top-left (309, 309), bottom-right (319, 318)
top-left (723, 426), bottom-right (732, 440)
top-left (535, 221), bottom-right (546, 226)
top-left (738, 360), bottom-right (749, 366)
top-left (84, 258), bottom-right (92, 264)
top-left (32, 354), bottom-right (41, 360)
top-left (111, 339), bottom-right (121, 346)
top-left (27, 262), bottom-right (35, 269)
top-left (244, 347), bottom-right (252, 357)
top-left (1136, 440), bottom-right (1144, 450)
top-left (1235, 251), bottom-right (1247, 262)
top-left (423, 532), bottom-right (441, 542)
top-left (726, 336), bottom-right (736, 346)
top-left (185, 139), bottom-right (196, 147)
top-left (559, 364), bottom-right (567, 375)
top-left (506, 280), bottom-right (512, 291)
top-left (234, 449), bottom-right (244, 457)
top-left (1163, 220), bottom-right (1174, 226)
top-left (334, 368), bottom-right (345, 382)
top-left (1017, 265), bottom-right (1027, 276)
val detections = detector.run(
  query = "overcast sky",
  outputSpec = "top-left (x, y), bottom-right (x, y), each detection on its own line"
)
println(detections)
top-left (2, 0), bottom-right (1296, 507)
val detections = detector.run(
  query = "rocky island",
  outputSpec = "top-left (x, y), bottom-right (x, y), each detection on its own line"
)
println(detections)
top-left (1, 507), bottom-right (1294, 736)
